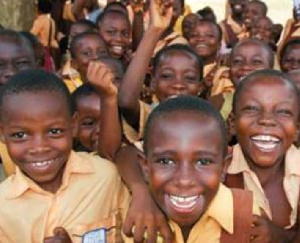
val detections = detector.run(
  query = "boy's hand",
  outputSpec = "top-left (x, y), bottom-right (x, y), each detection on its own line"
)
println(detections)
top-left (87, 61), bottom-right (118, 98)
top-left (123, 185), bottom-right (174, 243)
top-left (250, 210), bottom-right (290, 243)
top-left (44, 227), bottom-right (73, 243)
top-left (149, 0), bottom-right (173, 31)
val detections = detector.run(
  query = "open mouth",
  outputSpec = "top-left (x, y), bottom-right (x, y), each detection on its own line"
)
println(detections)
top-left (168, 194), bottom-right (202, 212)
top-left (110, 45), bottom-right (124, 55)
top-left (251, 135), bottom-right (280, 152)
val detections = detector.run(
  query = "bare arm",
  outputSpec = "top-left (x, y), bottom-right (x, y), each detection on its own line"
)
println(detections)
top-left (115, 145), bottom-right (173, 243)
top-left (87, 61), bottom-right (121, 160)
top-left (118, 0), bottom-right (173, 131)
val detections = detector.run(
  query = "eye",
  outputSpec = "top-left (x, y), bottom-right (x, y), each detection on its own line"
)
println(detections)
top-left (81, 119), bottom-right (96, 127)
top-left (242, 105), bottom-right (259, 112)
top-left (252, 59), bottom-right (264, 66)
top-left (232, 59), bottom-right (243, 66)
top-left (97, 48), bottom-right (108, 56)
top-left (195, 158), bottom-right (212, 166)
top-left (184, 75), bottom-right (197, 83)
top-left (160, 72), bottom-right (173, 80)
top-left (276, 109), bottom-right (293, 117)
top-left (122, 31), bottom-right (130, 38)
top-left (155, 158), bottom-right (175, 166)
top-left (106, 29), bottom-right (116, 36)
top-left (81, 50), bottom-right (92, 57)
top-left (10, 132), bottom-right (28, 140)
top-left (48, 128), bottom-right (64, 136)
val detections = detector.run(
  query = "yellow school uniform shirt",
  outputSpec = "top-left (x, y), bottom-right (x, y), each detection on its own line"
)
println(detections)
top-left (125, 184), bottom-right (258, 243)
top-left (122, 100), bottom-right (152, 144)
top-left (61, 59), bottom-right (83, 93)
top-left (153, 32), bottom-right (188, 56)
top-left (204, 63), bottom-right (234, 96)
top-left (228, 144), bottom-right (300, 228)
top-left (220, 15), bottom-right (245, 46)
top-left (0, 151), bottom-right (130, 243)
top-left (173, 5), bottom-right (192, 35)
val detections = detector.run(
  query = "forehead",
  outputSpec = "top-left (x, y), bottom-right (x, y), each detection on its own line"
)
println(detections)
top-left (76, 93), bottom-right (100, 108)
top-left (194, 21), bottom-right (219, 33)
top-left (233, 42), bottom-right (269, 57)
top-left (240, 76), bottom-right (297, 99)
top-left (247, 2), bottom-right (264, 11)
top-left (1, 91), bottom-right (70, 120)
top-left (76, 35), bottom-right (106, 49)
top-left (0, 37), bottom-right (33, 59)
top-left (284, 44), bottom-right (300, 54)
top-left (147, 111), bottom-right (222, 152)
top-left (158, 50), bottom-right (198, 68)
top-left (102, 13), bottom-right (130, 27)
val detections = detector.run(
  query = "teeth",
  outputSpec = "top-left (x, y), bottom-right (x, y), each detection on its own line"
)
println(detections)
top-left (169, 195), bottom-right (199, 209)
top-left (252, 135), bottom-right (280, 142)
top-left (32, 160), bottom-right (52, 167)
top-left (111, 46), bottom-right (124, 54)
top-left (251, 135), bottom-right (280, 151)
top-left (196, 44), bottom-right (207, 48)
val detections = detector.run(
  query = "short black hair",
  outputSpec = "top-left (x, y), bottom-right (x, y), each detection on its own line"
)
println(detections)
top-left (279, 38), bottom-right (300, 62)
top-left (197, 7), bottom-right (217, 23)
top-left (233, 69), bottom-right (300, 114)
top-left (99, 56), bottom-right (126, 74)
top-left (72, 83), bottom-right (98, 110)
top-left (231, 38), bottom-right (274, 68)
top-left (96, 10), bottom-right (131, 30)
top-left (250, 0), bottom-right (268, 16)
top-left (143, 95), bottom-right (227, 157)
top-left (103, 2), bottom-right (128, 15)
top-left (0, 70), bottom-right (73, 119)
top-left (152, 44), bottom-right (204, 81)
top-left (37, 0), bottom-right (52, 14)
top-left (70, 31), bottom-right (107, 58)
top-left (72, 19), bottom-right (97, 32)
top-left (0, 29), bottom-right (35, 60)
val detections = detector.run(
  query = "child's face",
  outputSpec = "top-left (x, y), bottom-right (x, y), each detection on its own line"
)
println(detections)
top-left (230, 42), bottom-right (271, 86)
top-left (142, 111), bottom-right (223, 228)
top-left (0, 91), bottom-right (74, 192)
top-left (234, 76), bottom-right (299, 169)
top-left (76, 93), bottom-right (101, 152)
top-left (229, 0), bottom-right (248, 15)
top-left (182, 14), bottom-right (201, 39)
top-left (0, 39), bottom-right (35, 86)
top-left (280, 44), bottom-right (300, 73)
top-left (101, 59), bottom-right (124, 90)
top-left (189, 22), bottom-right (220, 62)
top-left (244, 3), bottom-right (265, 29)
top-left (98, 13), bottom-right (131, 59)
top-left (251, 18), bottom-right (273, 43)
top-left (153, 50), bottom-right (202, 102)
top-left (72, 35), bottom-right (108, 79)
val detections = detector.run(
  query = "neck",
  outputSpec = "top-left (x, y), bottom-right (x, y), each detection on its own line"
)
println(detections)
top-left (246, 156), bottom-right (285, 187)
top-left (204, 55), bottom-right (217, 66)
top-left (181, 225), bottom-right (193, 242)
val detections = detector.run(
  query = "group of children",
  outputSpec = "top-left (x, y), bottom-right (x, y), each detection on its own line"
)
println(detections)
top-left (0, 0), bottom-right (300, 242)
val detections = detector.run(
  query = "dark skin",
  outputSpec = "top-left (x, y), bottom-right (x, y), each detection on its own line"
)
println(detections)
top-left (229, 0), bottom-right (248, 25)
top-left (44, 227), bottom-right (72, 243)
top-left (234, 76), bottom-right (299, 242)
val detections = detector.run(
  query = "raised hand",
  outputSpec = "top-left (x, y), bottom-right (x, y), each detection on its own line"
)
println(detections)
top-left (149, 0), bottom-right (174, 31)
top-left (87, 61), bottom-right (118, 98)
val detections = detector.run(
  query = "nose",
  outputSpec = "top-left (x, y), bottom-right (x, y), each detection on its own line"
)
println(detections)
top-left (2, 64), bottom-right (17, 83)
top-left (172, 78), bottom-right (187, 94)
top-left (174, 162), bottom-right (197, 189)
top-left (28, 135), bottom-right (50, 154)
top-left (258, 111), bottom-right (276, 127)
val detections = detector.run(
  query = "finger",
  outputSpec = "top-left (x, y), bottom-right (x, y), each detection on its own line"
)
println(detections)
top-left (123, 217), bottom-right (135, 237)
top-left (43, 237), bottom-right (54, 243)
top-left (145, 224), bottom-right (157, 243)
top-left (133, 223), bottom-right (146, 243)
top-left (157, 218), bottom-right (174, 243)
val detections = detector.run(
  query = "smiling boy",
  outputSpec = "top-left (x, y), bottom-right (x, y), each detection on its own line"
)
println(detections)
top-left (0, 69), bottom-right (128, 243)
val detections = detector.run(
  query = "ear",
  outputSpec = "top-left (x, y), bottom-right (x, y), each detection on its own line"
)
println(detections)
top-left (220, 146), bottom-right (233, 183)
top-left (137, 150), bottom-right (150, 183)
top-left (71, 112), bottom-right (79, 138)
